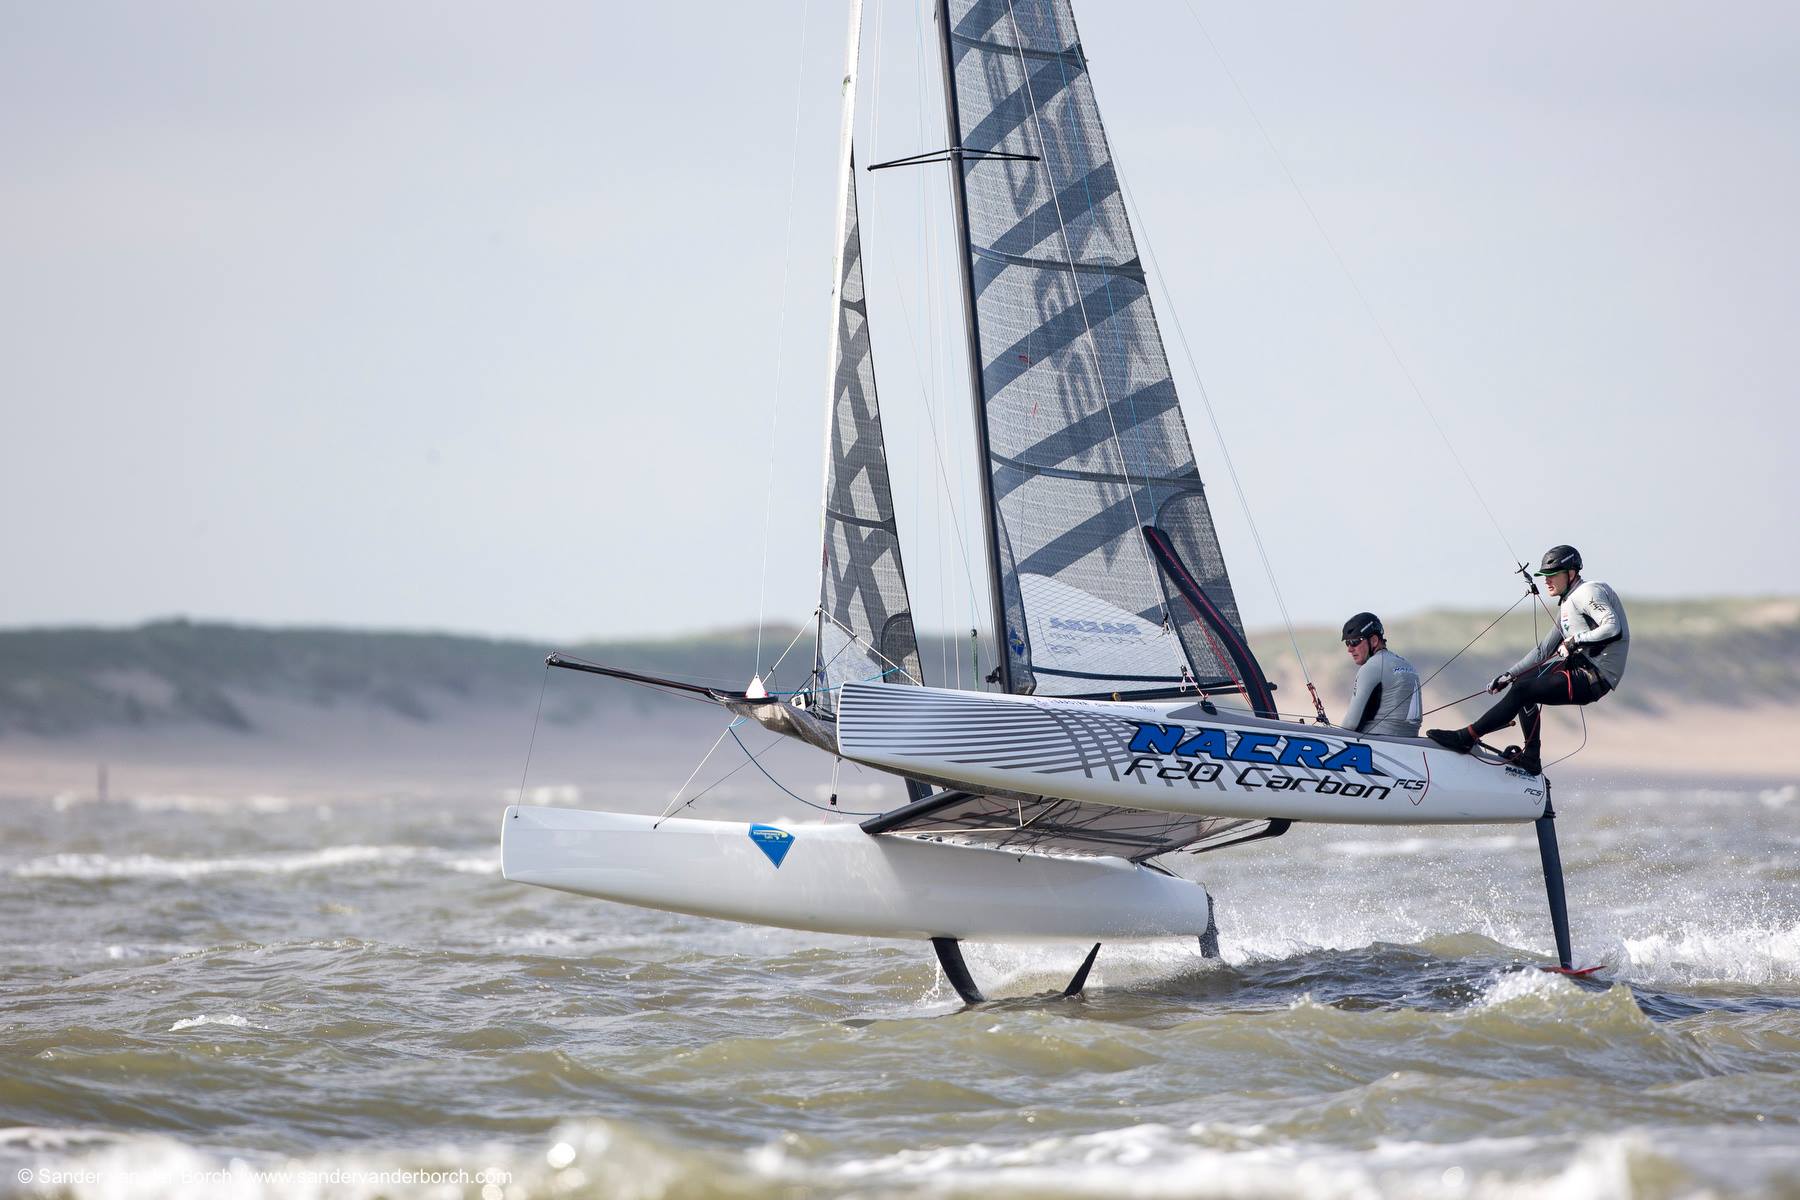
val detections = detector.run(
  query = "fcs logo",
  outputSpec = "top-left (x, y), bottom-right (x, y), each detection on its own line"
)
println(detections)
top-left (1126, 722), bottom-right (1377, 775)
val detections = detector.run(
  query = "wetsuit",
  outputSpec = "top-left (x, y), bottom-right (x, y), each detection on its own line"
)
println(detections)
top-left (1467, 579), bottom-right (1630, 744)
top-left (1340, 648), bottom-right (1422, 737)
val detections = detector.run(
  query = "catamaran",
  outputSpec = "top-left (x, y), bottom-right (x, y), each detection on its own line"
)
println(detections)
top-left (500, 0), bottom-right (1586, 1002)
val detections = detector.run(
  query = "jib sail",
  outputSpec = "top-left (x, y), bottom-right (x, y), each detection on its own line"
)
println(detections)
top-left (936, 0), bottom-right (1259, 701)
top-left (815, 4), bottom-right (924, 710)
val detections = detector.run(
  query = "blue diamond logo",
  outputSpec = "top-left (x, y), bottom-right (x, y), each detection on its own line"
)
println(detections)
top-left (748, 823), bottom-right (794, 868)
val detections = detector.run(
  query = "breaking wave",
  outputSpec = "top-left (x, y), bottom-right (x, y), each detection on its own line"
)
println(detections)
top-left (167, 1014), bottom-right (253, 1033)
top-left (3, 775), bottom-right (1793, 1200)
top-left (1618, 921), bottom-right (1800, 986)
top-left (11, 845), bottom-right (496, 881)
top-left (6, 1117), bottom-right (1796, 1200)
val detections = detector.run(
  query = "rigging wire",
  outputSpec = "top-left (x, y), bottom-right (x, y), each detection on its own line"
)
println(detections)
top-left (915, 0), bottom-right (951, 690)
top-left (1421, 686), bottom-right (1497, 720)
top-left (869, 0), bottom-right (887, 165)
top-left (655, 720), bottom-right (742, 826)
top-left (921, 0), bottom-right (950, 685)
top-left (1171, 0), bottom-right (1521, 567)
top-left (760, 662), bottom-right (910, 698)
top-left (819, 607), bottom-right (922, 683)
top-left (1545, 707), bottom-right (1588, 769)
top-left (1418, 589), bottom-right (1531, 689)
top-left (753, 0), bottom-right (817, 677)
top-left (1420, 643), bottom-right (1577, 718)
top-left (868, 169), bottom-right (982, 629)
top-left (1113, 167), bottom-right (1326, 721)
top-left (514, 665), bottom-right (550, 806)
top-left (853, 0), bottom-right (984, 687)
top-left (1420, 697), bottom-right (1587, 769)
top-left (933, 6), bottom-right (981, 688)
top-left (656, 726), bottom-right (764, 821)
top-left (762, 620), bottom-right (815, 689)
top-left (946, 198), bottom-right (975, 692)
top-left (945, 12), bottom-right (985, 684)
top-left (1169, 587), bottom-right (1255, 710)
top-left (659, 721), bottom-right (885, 823)
top-left (728, 725), bottom-right (886, 815)
top-left (1520, 560), bottom-right (1562, 632)
top-left (938, 448), bottom-right (950, 687)
top-left (998, 0), bottom-right (1189, 683)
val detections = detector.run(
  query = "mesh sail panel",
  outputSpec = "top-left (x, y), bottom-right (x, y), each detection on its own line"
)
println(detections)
top-left (945, 0), bottom-right (1248, 697)
top-left (817, 164), bottom-right (924, 706)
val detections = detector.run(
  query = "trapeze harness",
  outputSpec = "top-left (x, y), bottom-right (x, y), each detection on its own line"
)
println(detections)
top-left (1340, 648), bottom-right (1423, 737)
top-left (1467, 579), bottom-right (1630, 741)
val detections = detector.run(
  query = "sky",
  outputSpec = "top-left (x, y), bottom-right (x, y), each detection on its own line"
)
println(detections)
top-left (3, 1), bottom-right (1797, 645)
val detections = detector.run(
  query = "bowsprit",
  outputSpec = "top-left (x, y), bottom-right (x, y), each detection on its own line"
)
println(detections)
top-left (1126, 722), bottom-right (1378, 775)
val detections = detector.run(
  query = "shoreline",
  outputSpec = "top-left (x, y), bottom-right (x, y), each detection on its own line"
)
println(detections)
top-left (1, 702), bottom-right (1791, 805)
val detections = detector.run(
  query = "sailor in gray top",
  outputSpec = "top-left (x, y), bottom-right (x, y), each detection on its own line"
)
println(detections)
top-left (1428, 544), bottom-right (1628, 774)
top-left (1339, 612), bottom-right (1422, 737)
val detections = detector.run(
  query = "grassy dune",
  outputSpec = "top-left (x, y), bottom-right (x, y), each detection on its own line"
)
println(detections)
top-left (2, 597), bottom-right (1795, 740)
top-left (1259, 595), bottom-right (1800, 721)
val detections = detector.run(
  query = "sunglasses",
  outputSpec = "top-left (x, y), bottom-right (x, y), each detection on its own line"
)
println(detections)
top-left (1343, 636), bottom-right (1368, 649)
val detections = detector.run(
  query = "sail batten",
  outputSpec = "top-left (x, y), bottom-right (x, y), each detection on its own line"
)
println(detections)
top-left (937, 0), bottom-right (1259, 699)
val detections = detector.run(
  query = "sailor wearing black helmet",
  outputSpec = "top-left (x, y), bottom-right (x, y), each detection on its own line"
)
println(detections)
top-left (1339, 612), bottom-right (1422, 737)
top-left (1427, 544), bottom-right (1629, 774)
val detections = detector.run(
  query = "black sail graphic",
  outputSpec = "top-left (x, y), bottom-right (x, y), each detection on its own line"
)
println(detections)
top-left (937, 0), bottom-right (1257, 700)
top-left (815, 158), bottom-right (924, 707)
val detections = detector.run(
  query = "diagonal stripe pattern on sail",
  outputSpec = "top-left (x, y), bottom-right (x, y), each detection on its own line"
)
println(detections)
top-left (943, 0), bottom-right (1252, 699)
top-left (816, 157), bottom-right (925, 706)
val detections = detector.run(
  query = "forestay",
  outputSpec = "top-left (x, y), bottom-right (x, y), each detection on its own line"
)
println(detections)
top-left (939, 0), bottom-right (1254, 700)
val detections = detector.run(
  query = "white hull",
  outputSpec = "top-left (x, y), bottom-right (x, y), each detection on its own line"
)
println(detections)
top-left (837, 682), bottom-right (1546, 825)
top-left (500, 805), bottom-right (1211, 942)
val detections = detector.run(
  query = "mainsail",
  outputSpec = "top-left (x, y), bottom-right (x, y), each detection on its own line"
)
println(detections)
top-left (936, 0), bottom-right (1261, 702)
top-left (867, 0), bottom-right (1283, 857)
top-left (815, 6), bottom-right (924, 711)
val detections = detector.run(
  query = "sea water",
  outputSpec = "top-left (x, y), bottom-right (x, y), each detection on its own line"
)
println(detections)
top-left (1, 775), bottom-right (1796, 1199)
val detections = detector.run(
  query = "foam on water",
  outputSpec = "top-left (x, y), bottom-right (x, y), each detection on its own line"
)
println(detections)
top-left (107, 942), bottom-right (204, 962)
top-left (958, 939), bottom-right (1218, 998)
top-left (809, 1122), bottom-right (1799, 1199)
top-left (167, 1014), bottom-right (252, 1033)
top-left (1322, 835), bottom-right (1432, 858)
top-left (1599, 784), bottom-right (1785, 809)
top-left (49, 792), bottom-right (295, 815)
top-left (1473, 965), bottom-right (1574, 1008)
top-left (497, 783), bottom-right (583, 806)
top-left (11, 845), bottom-right (493, 881)
top-left (1619, 920), bottom-right (1800, 986)
top-left (2, 776), bottom-right (1794, 1199)
top-left (1323, 834), bottom-right (1525, 859)
top-left (15, 1117), bottom-right (1783, 1200)
top-left (497, 929), bottom-right (614, 950)
top-left (13, 845), bottom-right (411, 880)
